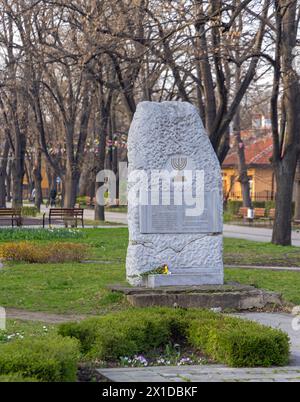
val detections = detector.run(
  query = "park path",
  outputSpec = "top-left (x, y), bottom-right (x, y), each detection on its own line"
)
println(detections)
top-left (98, 312), bottom-right (300, 382)
top-left (6, 308), bottom-right (88, 324)
top-left (103, 212), bottom-right (300, 247)
top-left (98, 365), bottom-right (300, 382)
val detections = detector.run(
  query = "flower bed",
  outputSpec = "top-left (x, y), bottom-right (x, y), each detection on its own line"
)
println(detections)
top-left (58, 308), bottom-right (290, 368)
top-left (0, 241), bottom-right (88, 263)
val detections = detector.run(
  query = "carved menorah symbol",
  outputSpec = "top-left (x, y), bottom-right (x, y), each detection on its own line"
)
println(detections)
top-left (171, 157), bottom-right (187, 171)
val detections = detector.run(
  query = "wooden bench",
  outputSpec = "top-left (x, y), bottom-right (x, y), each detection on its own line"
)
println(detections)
top-left (254, 208), bottom-right (266, 219)
top-left (269, 208), bottom-right (275, 222)
top-left (237, 207), bottom-right (248, 218)
top-left (0, 208), bottom-right (22, 227)
top-left (43, 208), bottom-right (84, 228)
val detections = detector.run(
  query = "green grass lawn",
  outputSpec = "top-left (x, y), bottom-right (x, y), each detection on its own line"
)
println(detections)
top-left (0, 228), bottom-right (299, 313)
top-left (0, 320), bottom-right (58, 343)
top-left (0, 262), bottom-right (127, 314)
top-left (223, 238), bottom-right (300, 267)
top-left (0, 228), bottom-right (128, 314)
top-left (225, 268), bottom-right (300, 305)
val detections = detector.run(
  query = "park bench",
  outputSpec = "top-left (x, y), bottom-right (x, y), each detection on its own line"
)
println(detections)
top-left (237, 207), bottom-right (248, 219)
top-left (293, 216), bottom-right (300, 225)
top-left (0, 208), bottom-right (22, 227)
top-left (254, 208), bottom-right (266, 220)
top-left (43, 208), bottom-right (84, 228)
top-left (269, 208), bottom-right (276, 223)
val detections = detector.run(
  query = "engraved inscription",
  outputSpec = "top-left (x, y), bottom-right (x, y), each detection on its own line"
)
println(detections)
top-left (140, 191), bottom-right (221, 234)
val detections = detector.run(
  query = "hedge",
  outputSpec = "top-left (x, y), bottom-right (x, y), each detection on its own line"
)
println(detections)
top-left (187, 316), bottom-right (289, 367)
top-left (21, 207), bottom-right (39, 217)
top-left (0, 336), bottom-right (80, 382)
top-left (58, 308), bottom-right (289, 368)
top-left (59, 308), bottom-right (192, 360)
top-left (0, 373), bottom-right (39, 382)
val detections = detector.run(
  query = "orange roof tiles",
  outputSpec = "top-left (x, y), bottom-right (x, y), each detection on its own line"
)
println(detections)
top-left (223, 136), bottom-right (273, 166)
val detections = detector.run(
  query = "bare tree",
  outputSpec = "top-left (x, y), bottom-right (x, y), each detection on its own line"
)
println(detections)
top-left (270, 0), bottom-right (300, 245)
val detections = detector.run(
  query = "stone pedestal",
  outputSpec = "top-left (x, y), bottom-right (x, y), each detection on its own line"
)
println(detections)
top-left (109, 284), bottom-right (283, 311)
top-left (126, 101), bottom-right (223, 287)
top-left (145, 273), bottom-right (223, 288)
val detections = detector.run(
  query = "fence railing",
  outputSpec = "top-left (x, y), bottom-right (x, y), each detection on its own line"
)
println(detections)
top-left (227, 191), bottom-right (274, 202)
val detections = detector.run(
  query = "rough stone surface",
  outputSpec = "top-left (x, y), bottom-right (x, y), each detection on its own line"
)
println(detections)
top-left (110, 284), bottom-right (283, 310)
top-left (126, 101), bottom-right (223, 286)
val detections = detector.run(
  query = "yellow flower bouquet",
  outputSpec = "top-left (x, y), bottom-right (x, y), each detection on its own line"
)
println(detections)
top-left (141, 264), bottom-right (170, 277)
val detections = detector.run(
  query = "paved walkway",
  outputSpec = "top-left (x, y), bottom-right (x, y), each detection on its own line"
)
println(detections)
top-left (98, 312), bottom-right (300, 382)
top-left (98, 365), bottom-right (300, 382)
top-left (224, 224), bottom-right (300, 246)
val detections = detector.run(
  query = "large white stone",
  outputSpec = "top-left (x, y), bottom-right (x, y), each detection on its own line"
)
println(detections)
top-left (126, 101), bottom-right (223, 287)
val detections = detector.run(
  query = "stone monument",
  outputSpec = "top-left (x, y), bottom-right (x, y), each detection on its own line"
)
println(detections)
top-left (126, 101), bottom-right (223, 287)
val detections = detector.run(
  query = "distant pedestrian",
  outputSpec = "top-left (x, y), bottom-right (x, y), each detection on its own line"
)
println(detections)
top-left (50, 188), bottom-right (57, 207)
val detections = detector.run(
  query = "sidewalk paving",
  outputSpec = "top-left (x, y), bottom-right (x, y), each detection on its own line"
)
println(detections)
top-left (98, 312), bottom-right (300, 382)
top-left (98, 365), bottom-right (300, 383)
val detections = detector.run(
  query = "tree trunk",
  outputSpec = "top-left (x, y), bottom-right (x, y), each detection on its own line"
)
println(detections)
top-left (94, 84), bottom-right (113, 221)
top-left (6, 159), bottom-right (12, 203)
top-left (0, 140), bottom-right (9, 208)
top-left (63, 169), bottom-right (80, 208)
top-left (11, 160), bottom-right (24, 208)
top-left (33, 150), bottom-right (43, 211)
top-left (94, 138), bottom-right (106, 221)
top-left (233, 108), bottom-right (252, 208)
top-left (270, 0), bottom-right (300, 245)
top-left (0, 172), bottom-right (6, 208)
top-left (294, 160), bottom-right (300, 220)
top-left (272, 160), bottom-right (296, 245)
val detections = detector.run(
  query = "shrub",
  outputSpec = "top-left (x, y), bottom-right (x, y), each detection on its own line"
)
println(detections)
top-left (0, 373), bottom-right (39, 382)
top-left (252, 201), bottom-right (266, 209)
top-left (59, 308), bottom-right (185, 360)
top-left (58, 308), bottom-right (289, 367)
top-left (0, 241), bottom-right (87, 263)
top-left (226, 200), bottom-right (243, 215)
top-left (0, 336), bottom-right (80, 382)
top-left (265, 201), bottom-right (275, 213)
top-left (186, 316), bottom-right (289, 367)
top-left (0, 228), bottom-right (85, 242)
top-left (76, 196), bottom-right (88, 206)
top-left (21, 207), bottom-right (39, 217)
top-left (223, 211), bottom-right (234, 223)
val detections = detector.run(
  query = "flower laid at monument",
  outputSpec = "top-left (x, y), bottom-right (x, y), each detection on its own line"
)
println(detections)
top-left (141, 265), bottom-right (170, 277)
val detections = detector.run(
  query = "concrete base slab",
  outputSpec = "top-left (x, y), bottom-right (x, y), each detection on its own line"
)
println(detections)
top-left (110, 283), bottom-right (283, 310)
